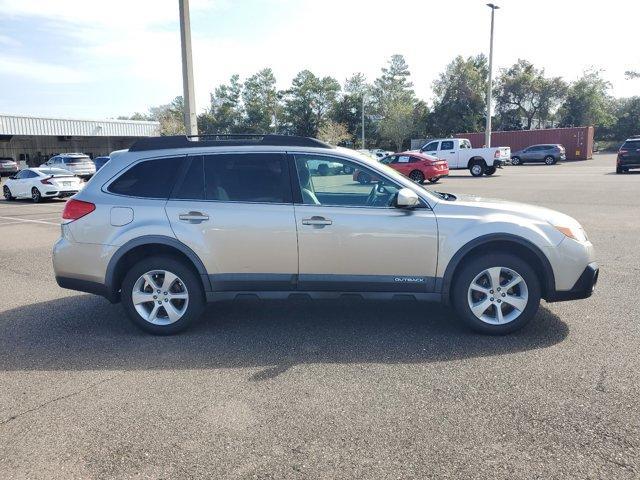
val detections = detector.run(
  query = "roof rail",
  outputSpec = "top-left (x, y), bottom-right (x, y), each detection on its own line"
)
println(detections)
top-left (129, 134), bottom-right (333, 152)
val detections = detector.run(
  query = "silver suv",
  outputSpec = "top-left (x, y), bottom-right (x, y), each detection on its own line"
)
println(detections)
top-left (53, 135), bottom-right (598, 335)
top-left (45, 153), bottom-right (96, 178)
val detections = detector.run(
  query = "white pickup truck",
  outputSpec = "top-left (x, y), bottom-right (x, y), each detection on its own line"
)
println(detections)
top-left (418, 138), bottom-right (511, 177)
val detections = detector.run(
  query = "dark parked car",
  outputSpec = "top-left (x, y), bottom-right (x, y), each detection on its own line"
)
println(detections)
top-left (511, 144), bottom-right (566, 166)
top-left (616, 138), bottom-right (640, 174)
top-left (93, 156), bottom-right (110, 171)
top-left (0, 157), bottom-right (18, 176)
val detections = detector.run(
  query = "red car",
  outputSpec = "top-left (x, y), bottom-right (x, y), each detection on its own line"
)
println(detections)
top-left (353, 151), bottom-right (449, 184)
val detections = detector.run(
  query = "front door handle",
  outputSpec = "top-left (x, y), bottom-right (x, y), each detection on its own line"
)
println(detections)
top-left (179, 211), bottom-right (209, 223)
top-left (302, 216), bottom-right (332, 226)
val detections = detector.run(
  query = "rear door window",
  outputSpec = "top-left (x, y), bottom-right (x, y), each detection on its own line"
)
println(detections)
top-left (440, 141), bottom-right (454, 150)
top-left (172, 156), bottom-right (205, 200)
top-left (108, 157), bottom-right (184, 198)
top-left (203, 153), bottom-right (291, 203)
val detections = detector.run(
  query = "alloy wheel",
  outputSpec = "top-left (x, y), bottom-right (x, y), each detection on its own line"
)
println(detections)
top-left (467, 266), bottom-right (529, 325)
top-left (132, 270), bottom-right (190, 325)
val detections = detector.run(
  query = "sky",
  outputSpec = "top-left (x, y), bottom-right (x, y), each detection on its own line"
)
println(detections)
top-left (0, 0), bottom-right (638, 119)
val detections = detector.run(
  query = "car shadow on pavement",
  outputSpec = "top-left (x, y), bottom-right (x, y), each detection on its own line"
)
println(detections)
top-left (0, 295), bottom-right (568, 379)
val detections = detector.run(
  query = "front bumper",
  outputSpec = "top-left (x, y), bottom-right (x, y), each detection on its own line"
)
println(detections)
top-left (547, 262), bottom-right (599, 302)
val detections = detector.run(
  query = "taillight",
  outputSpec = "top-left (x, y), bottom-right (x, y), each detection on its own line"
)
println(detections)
top-left (62, 199), bottom-right (95, 221)
top-left (40, 176), bottom-right (53, 185)
top-left (619, 149), bottom-right (628, 155)
top-left (494, 150), bottom-right (501, 158)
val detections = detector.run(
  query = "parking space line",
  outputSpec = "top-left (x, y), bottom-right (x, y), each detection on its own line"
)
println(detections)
top-left (0, 216), bottom-right (60, 226)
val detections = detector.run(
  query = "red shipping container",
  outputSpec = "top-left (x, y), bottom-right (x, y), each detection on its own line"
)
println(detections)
top-left (455, 126), bottom-right (594, 160)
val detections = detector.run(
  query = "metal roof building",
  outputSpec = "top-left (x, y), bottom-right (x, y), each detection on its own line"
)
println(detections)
top-left (0, 113), bottom-right (160, 166)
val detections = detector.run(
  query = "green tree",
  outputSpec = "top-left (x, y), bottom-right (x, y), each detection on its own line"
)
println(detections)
top-left (428, 54), bottom-right (488, 136)
top-left (317, 121), bottom-right (351, 145)
top-left (494, 59), bottom-right (567, 130)
top-left (242, 68), bottom-right (279, 133)
top-left (119, 96), bottom-right (185, 135)
top-left (199, 74), bottom-right (244, 134)
top-left (609, 97), bottom-right (640, 140)
top-left (331, 73), bottom-right (373, 147)
top-left (282, 70), bottom-right (340, 137)
top-left (379, 99), bottom-right (415, 151)
top-left (373, 54), bottom-right (415, 108)
top-left (558, 69), bottom-right (615, 129)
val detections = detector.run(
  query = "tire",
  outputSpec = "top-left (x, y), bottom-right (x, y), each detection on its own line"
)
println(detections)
top-left (484, 166), bottom-right (497, 176)
top-left (428, 177), bottom-right (440, 184)
top-left (3, 185), bottom-right (14, 201)
top-left (469, 161), bottom-right (486, 177)
top-left (318, 164), bottom-right (329, 176)
top-left (31, 187), bottom-right (42, 203)
top-left (544, 155), bottom-right (556, 165)
top-left (451, 253), bottom-right (541, 335)
top-left (409, 170), bottom-right (425, 184)
top-left (357, 172), bottom-right (371, 185)
top-left (511, 157), bottom-right (522, 166)
top-left (121, 256), bottom-right (205, 335)
top-left (616, 167), bottom-right (623, 174)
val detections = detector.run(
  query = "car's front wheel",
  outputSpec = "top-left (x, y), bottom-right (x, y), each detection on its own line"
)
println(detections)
top-left (544, 155), bottom-right (556, 165)
top-left (409, 170), bottom-right (425, 183)
top-left (121, 256), bottom-right (205, 335)
top-left (3, 185), bottom-right (15, 200)
top-left (452, 253), bottom-right (541, 334)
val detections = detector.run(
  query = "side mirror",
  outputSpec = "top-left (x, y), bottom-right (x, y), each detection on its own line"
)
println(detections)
top-left (9, 175), bottom-right (16, 180)
top-left (395, 188), bottom-right (420, 208)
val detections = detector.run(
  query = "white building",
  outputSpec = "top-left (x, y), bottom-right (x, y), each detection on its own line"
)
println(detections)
top-left (0, 114), bottom-right (160, 166)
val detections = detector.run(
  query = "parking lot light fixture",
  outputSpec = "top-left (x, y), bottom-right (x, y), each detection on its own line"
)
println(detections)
top-left (485, 3), bottom-right (499, 148)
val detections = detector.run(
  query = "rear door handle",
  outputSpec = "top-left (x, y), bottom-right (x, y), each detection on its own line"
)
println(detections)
top-left (179, 211), bottom-right (209, 223)
top-left (302, 216), bottom-right (332, 226)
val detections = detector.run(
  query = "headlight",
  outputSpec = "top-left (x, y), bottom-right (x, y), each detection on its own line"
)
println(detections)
top-left (553, 224), bottom-right (588, 243)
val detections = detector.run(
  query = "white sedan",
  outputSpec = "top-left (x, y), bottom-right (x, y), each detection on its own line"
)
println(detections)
top-left (3, 168), bottom-right (84, 203)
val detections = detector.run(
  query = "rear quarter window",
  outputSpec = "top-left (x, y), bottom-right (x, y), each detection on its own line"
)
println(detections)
top-left (108, 157), bottom-right (184, 199)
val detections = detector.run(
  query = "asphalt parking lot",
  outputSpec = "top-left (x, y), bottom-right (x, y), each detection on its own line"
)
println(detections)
top-left (0, 153), bottom-right (638, 479)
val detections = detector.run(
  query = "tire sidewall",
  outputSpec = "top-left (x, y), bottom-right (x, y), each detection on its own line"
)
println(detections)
top-left (3, 186), bottom-right (13, 200)
top-left (121, 256), bottom-right (205, 335)
top-left (470, 162), bottom-right (485, 177)
top-left (452, 253), bottom-right (541, 334)
top-left (31, 187), bottom-right (41, 203)
top-left (410, 170), bottom-right (425, 183)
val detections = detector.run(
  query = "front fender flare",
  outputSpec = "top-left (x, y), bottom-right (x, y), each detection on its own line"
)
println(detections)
top-left (438, 233), bottom-right (556, 305)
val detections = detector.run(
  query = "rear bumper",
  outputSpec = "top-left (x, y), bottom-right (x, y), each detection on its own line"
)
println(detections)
top-left (492, 159), bottom-right (508, 167)
top-left (547, 262), bottom-right (599, 302)
top-left (43, 190), bottom-right (79, 198)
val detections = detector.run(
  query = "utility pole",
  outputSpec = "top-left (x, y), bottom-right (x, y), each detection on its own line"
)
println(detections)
top-left (179, 0), bottom-right (198, 135)
top-left (361, 94), bottom-right (365, 149)
top-left (485, 3), bottom-right (499, 147)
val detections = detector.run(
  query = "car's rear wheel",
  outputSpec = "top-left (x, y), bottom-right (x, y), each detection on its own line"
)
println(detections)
top-left (511, 157), bottom-right (522, 166)
top-left (469, 161), bottom-right (485, 177)
top-left (121, 256), bottom-right (204, 335)
top-left (452, 253), bottom-right (541, 334)
top-left (3, 185), bottom-right (14, 200)
top-left (409, 170), bottom-right (425, 183)
top-left (31, 187), bottom-right (41, 203)
top-left (544, 155), bottom-right (556, 165)
top-left (484, 166), bottom-right (497, 176)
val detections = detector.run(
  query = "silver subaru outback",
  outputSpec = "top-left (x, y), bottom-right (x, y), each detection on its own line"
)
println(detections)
top-left (53, 135), bottom-right (598, 335)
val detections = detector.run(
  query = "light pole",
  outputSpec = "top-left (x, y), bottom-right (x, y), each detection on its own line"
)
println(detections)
top-left (485, 3), bottom-right (499, 148)
top-left (361, 94), bottom-right (365, 150)
top-left (179, 0), bottom-right (198, 135)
